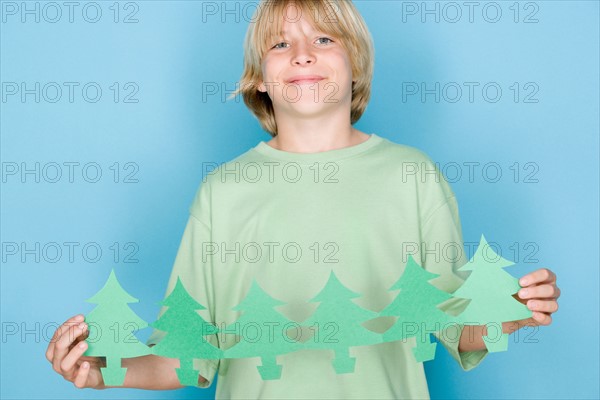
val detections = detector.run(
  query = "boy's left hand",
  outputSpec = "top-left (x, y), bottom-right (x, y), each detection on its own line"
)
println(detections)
top-left (514, 268), bottom-right (561, 326)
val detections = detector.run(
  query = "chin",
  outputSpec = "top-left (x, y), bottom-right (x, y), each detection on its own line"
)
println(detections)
top-left (288, 104), bottom-right (343, 118)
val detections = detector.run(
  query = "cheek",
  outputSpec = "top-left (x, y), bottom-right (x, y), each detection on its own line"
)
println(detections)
top-left (335, 52), bottom-right (353, 80)
top-left (338, 60), bottom-right (354, 88)
top-left (260, 61), bottom-right (278, 83)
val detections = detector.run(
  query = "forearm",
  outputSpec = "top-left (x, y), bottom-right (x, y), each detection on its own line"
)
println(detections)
top-left (458, 322), bottom-right (522, 352)
top-left (458, 325), bottom-right (487, 352)
top-left (102, 355), bottom-right (184, 390)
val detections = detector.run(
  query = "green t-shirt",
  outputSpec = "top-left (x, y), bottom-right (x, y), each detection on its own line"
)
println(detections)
top-left (146, 133), bottom-right (487, 399)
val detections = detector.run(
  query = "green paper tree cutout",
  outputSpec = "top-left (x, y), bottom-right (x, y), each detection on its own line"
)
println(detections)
top-left (83, 269), bottom-right (151, 386)
top-left (78, 233), bottom-right (534, 383)
top-left (301, 270), bottom-right (381, 374)
top-left (379, 255), bottom-right (456, 362)
top-left (150, 277), bottom-right (223, 386)
top-left (223, 280), bottom-right (302, 380)
top-left (453, 235), bottom-right (533, 352)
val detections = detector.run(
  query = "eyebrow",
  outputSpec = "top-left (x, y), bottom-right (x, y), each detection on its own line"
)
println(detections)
top-left (279, 29), bottom-right (323, 36)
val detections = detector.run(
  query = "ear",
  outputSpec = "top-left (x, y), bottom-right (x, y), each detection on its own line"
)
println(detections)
top-left (257, 81), bottom-right (267, 93)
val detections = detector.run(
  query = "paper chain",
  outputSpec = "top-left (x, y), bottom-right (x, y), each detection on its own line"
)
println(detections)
top-left (82, 235), bottom-right (531, 385)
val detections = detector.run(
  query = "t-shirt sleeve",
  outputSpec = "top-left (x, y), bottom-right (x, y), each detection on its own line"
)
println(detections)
top-left (145, 180), bottom-right (220, 387)
top-left (419, 175), bottom-right (488, 371)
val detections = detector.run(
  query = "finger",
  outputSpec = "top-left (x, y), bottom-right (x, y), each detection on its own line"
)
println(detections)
top-left (527, 299), bottom-right (559, 314)
top-left (519, 317), bottom-right (539, 329)
top-left (503, 318), bottom-right (535, 333)
top-left (60, 340), bottom-right (89, 380)
top-left (52, 322), bottom-right (87, 375)
top-left (46, 314), bottom-right (85, 363)
top-left (519, 268), bottom-right (556, 287)
top-left (518, 284), bottom-right (560, 299)
top-left (73, 361), bottom-right (91, 389)
top-left (531, 311), bottom-right (552, 326)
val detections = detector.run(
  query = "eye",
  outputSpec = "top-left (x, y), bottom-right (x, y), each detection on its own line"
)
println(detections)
top-left (271, 42), bottom-right (289, 49)
top-left (316, 37), bottom-right (334, 45)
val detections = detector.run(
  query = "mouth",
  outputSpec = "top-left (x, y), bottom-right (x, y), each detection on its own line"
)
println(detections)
top-left (286, 76), bottom-right (326, 85)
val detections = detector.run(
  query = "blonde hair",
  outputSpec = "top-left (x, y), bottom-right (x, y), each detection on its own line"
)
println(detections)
top-left (230, 0), bottom-right (375, 137)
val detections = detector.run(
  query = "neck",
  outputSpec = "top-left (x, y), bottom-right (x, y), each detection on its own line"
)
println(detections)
top-left (268, 111), bottom-right (366, 153)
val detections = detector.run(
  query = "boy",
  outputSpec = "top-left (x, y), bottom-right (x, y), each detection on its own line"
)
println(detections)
top-left (46, 1), bottom-right (560, 398)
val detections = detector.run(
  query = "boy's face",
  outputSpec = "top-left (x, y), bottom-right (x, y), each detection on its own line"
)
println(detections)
top-left (257, 6), bottom-right (354, 119)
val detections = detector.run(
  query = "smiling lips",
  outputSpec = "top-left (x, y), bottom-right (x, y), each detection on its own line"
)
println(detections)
top-left (286, 75), bottom-right (325, 85)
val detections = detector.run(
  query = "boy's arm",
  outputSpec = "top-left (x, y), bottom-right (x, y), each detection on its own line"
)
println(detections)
top-left (144, 182), bottom-right (221, 388)
top-left (45, 315), bottom-right (190, 390)
top-left (121, 350), bottom-right (208, 389)
top-left (48, 182), bottom-right (219, 390)
top-left (457, 325), bottom-right (492, 353)
top-left (419, 193), bottom-right (488, 370)
top-left (418, 156), bottom-right (560, 361)
top-left (458, 268), bottom-right (561, 352)
top-left (118, 354), bottom-right (185, 390)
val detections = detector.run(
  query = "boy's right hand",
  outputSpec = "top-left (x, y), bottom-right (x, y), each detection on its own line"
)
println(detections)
top-left (45, 314), bottom-right (106, 389)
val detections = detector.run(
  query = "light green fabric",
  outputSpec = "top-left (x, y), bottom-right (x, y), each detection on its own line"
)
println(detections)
top-left (146, 133), bottom-right (487, 399)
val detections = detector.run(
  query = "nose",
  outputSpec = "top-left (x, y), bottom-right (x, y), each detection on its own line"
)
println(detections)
top-left (291, 41), bottom-right (316, 66)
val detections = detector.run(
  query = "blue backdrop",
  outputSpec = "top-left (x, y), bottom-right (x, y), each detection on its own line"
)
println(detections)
top-left (1, 1), bottom-right (598, 399)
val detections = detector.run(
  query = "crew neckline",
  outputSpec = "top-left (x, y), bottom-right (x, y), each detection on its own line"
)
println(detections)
top-left (252, 133), bottom-right (383, 163)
